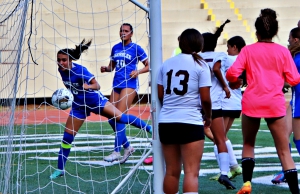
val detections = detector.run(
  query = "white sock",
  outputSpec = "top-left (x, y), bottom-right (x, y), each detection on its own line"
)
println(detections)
top-left (183, 192), bottom-right (198, 194)
top-left (214, 144), bottom-right (220, 169)
top-left (218, 152), bottom-right (230, 175)
top-left (225, 140), bottom-right (238, 168)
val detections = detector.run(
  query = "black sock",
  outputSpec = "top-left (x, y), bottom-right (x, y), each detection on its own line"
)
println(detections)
top-left (284, 169), bottom-right (299, 194)
top-left (241, 158), bottom-right (255, 182)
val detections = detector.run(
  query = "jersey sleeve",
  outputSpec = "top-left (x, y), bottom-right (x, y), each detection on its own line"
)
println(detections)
top-left (213, 52), bottom-right (227, 64)
top-left (283, 50), bottom-right (300, 86)
top-left (157, 65), bottom-right (164, 85)
top-left (82, 67), bottom-right (95, 83)
top-left (199, 62), bottom-right (212, 87)
top-left (137, 45), bottom-right (148, 62)
top-left (226, 48), bottom-right (247, 82)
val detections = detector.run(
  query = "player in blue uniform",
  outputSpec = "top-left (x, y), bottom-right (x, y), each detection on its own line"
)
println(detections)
top-left (50, 39), bottom-right (152, 179)
top-left (101, 23), bottom-right (151, 162)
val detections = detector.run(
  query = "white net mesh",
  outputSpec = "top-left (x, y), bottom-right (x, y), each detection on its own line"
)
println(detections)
top-left (0, 0), bottom-right (153, 193)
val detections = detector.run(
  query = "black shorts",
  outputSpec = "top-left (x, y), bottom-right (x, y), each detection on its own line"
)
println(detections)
top-left (212, 109), bottom-right (223, 119)
top-left (159, 123), bottom-right (205, 144)
top-left (222, 110), bottom-right (241, 118)
top-left (243, 114), bottom-right (284, 123)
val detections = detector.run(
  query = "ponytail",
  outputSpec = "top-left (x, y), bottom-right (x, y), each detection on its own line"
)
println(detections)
top-left (58, 39), bottom-right (92, 60)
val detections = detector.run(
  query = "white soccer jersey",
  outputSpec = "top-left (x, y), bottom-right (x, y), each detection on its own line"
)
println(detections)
top-left (199, 51), bottom-right (227, 109)
top-left (157, 54), bottom-right (212, 125)
top-left (222, 55), bottom-right (242, 110)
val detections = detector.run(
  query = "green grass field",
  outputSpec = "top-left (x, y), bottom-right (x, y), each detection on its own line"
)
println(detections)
top-left (6, 118), bottom-right (300, 193)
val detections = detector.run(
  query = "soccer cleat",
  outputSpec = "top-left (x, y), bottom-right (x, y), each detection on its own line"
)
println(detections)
top-left (210, 173), bottom-right (221, 180)
top-left (50, 169), bottom-right (64, 179)
top-left (230, 166), bottom-right (242, 180)
top-left (120, 146), bottom-right (134, 164)
top-left (271, 171), bottom-right (286, 184)
top-left (104, 151), bottom-right (121, 162)
top-left (143, 156), bottom-right (153, 165)
top-left (236, 181), bottom-right (252, 194)
top-left (210, 171), bottom-right (232, 180)
top-left (218, 174), bottom-right (236, 190)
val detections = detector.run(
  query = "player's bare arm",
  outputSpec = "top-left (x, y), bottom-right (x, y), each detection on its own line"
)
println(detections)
top-left (101, 60), bottom-right (116, 72)
top-left (213, 61), bottom-right (230, 98)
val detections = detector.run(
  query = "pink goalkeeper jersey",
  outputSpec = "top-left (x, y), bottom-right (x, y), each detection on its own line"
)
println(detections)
top-left (226, 42), bottom-right (300, 117)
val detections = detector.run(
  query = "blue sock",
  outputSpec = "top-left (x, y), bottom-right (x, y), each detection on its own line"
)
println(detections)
top-left (58, 132), bottom-right (74, 170)
top-left (114, 123), bottom-right (127, 152)
top-left (123, 135), bottom-right (129, 149)
top-left (293, 137), bottom-right (300, 155)
top-left (108, 119), bottom-right (129, 150)
top-left (119, 114), bottom-right (151, 132)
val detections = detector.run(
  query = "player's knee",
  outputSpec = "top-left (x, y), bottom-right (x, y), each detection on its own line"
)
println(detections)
top-left (62, 131), bottom-right (74, 146)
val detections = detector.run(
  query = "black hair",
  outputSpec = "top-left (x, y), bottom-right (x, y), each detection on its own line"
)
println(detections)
top-left (289, 27), bottom-right (300, 57)
top-left (290, 27), bottom-right (300, 39)
top-left (58, 39), bottom-right (92, 60)
top-left (179, 28), bottom-right (204, 65)
top-left (120, 23), bottom-right (133, 33)
top-left (227, 36), bottom-right (247, 87)
top-left (227, 36), bottom-right (246, 52)
top-left (202, 19), bottom-right (230, 52)
top-left (255, 8), bottom-right (278, 40)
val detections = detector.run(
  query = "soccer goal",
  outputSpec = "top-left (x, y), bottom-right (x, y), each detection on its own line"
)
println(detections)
top-left (0, 0), bottom-right (163, 193)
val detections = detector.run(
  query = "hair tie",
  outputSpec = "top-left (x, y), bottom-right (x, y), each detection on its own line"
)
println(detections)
top-left (192, 52), bottom-right (196, 55)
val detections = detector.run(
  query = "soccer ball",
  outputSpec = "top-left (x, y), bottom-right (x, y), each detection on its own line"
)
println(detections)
top-left (51, 88), bottom-right (74, 110)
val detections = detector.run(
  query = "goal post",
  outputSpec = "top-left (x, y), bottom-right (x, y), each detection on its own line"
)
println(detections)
top-left (147, 0), bottom-right (165, 193)
top-left (0, 0), bottom-right (165, 193)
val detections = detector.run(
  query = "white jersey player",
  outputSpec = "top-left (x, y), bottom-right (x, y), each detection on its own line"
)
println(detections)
top-left (157, 28), bottom-right (212, 194)
top-left (200, 28), bottom-right (236, 190)
top-left (222, 55), bottom-right (242, 111)
top-left (158, 54), bottom-right (211, 125)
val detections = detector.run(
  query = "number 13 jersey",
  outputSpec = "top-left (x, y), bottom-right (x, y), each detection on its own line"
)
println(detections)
top-left (157, 54), bottom-right (212, 125)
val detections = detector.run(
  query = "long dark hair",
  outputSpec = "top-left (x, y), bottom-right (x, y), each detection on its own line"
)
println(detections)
top-left (58, 39), bottom-right (92, 60)
top-left (179, 28), bottom-right (204, 65)
top-left (202, 19), bottom-right (230, 52)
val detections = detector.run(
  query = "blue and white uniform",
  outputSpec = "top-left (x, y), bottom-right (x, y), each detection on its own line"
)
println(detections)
top-left (291, 53), bottom-right (300, 118)
top-left (110, 42), bottom-right (148, 90)
top-left (59, 63), bottom-right (108, 119)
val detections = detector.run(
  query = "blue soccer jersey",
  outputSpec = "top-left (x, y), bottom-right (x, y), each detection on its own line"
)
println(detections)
top-left (58, 63), bottom-right (107, 110)
top-left (292, 53), bottom-right (300, 118)
top-left (110, 42), bottom-right (148, 89)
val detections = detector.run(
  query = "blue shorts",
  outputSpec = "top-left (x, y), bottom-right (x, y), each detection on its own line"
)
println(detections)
top-left (70, 98), bottom-right (108, 119)
top-left (113, 87), bottom-right (138, 94)
top-left (291, 98), bottom-right (300, 118)
top-left (291, 86), bottom-right (300, 118)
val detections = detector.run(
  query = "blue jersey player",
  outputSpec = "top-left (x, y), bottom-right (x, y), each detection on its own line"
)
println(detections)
top-left (100, 23), bottom-right (151, 162)
top-left (50, 39), bottom-right (152, 179)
